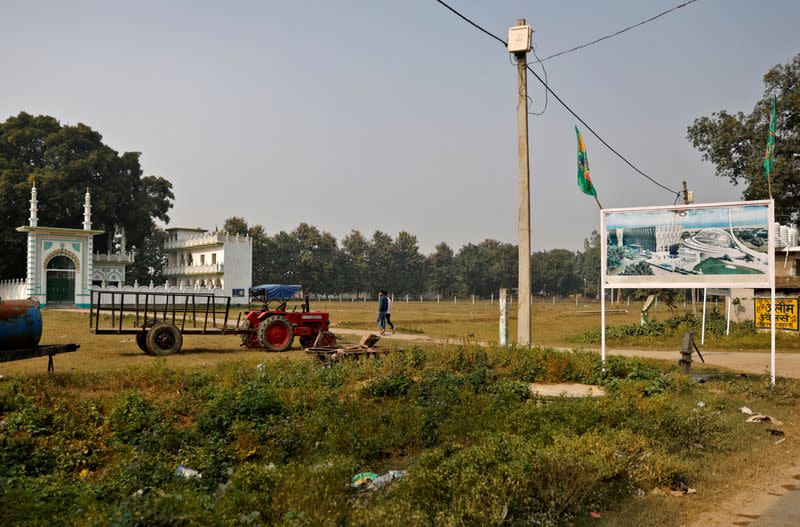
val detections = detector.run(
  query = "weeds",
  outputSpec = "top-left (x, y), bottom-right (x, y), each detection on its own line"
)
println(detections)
top-left (0, 342), bottom-right (794, 526)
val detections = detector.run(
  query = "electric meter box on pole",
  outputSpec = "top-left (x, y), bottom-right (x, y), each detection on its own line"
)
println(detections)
top-left (507, 25), bottom-right (532, 53)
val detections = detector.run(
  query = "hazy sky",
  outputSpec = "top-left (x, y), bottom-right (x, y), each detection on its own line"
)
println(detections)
top-left (1, 0), bottom-right (797, 254)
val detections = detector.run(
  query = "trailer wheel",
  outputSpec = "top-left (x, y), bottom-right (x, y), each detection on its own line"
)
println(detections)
top-left (257, 316), bottom-right (294, 352)
top-left (146, 322), bottom-right (183, 356)
top-left (136, 332), bottom-right (154, 355)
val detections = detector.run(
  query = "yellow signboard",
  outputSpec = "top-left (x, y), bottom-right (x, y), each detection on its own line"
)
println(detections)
top-left (755, 298), bottom-right (799, 330)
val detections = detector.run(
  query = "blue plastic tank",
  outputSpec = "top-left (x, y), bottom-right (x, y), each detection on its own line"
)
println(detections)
top-left (0, 299), bottom-right (43, 350)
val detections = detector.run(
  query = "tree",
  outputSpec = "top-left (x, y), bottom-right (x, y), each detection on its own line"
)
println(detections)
top-left (531, 249), bottom-right (581, 296)
top-left (454, 240), bottom-right (517, 297)
top-left (390, 232), bottom-right (426, 296)
top-left (426, 242), bottom-right (455, 296)
top-left (0, 112), bottom-right (174, 279)
top-left (579, 231), bottom-right (601, 298)
top-left (687, 54), bottom-right (800, 224)
top-left (341, 230), bottom-right (372, 293)
top-left (127, 227), bottom-right (168, 285)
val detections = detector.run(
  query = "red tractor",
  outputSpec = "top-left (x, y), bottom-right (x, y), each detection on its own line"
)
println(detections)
top-left (240, 284), bottom-right (336, 352)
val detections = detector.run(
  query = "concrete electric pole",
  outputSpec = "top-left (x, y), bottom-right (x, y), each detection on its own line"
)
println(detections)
top-left (682, 181), bottom-right (698, 314)
top-left (509, 20), bottom-right (532, 347)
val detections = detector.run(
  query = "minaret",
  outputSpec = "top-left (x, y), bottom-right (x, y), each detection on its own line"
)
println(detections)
top-left (29, 182), bottom-right (38, 227)
top-left (26, 183), bottom-right (38, 300)
top-left (84, 188), bottom-right (94, 298)
top-left (83, 187), bottom-right (92, 230)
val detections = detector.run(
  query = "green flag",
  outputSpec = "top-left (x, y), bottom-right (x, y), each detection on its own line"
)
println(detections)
top-left (764, 94), bottom-right (777, 182)
top-left (576, 126), bottom-right (597, 197)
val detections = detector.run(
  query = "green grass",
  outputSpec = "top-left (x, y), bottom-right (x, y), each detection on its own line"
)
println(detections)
top-left (1, 342), bottom-right (799, 526)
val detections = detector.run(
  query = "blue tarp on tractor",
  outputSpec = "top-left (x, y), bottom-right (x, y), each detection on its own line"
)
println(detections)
top-left (249, 284), bottom-right (303, 300)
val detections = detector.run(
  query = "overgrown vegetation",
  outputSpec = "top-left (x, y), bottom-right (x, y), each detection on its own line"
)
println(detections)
top-left (0, 344), bottom-right (795, 526)
top-left (572, 309), bottom-right (758, 344)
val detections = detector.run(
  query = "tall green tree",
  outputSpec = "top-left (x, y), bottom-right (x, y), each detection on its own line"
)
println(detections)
top-left (390, 232), bottom-right (426, 296)
top-left (341, 230), bottom-right (372, 293)
top-left (531, 249), bottom-right (582, 296)
top-left (426, 242), bottom-right (456, 296)
top-left (687, 54), bottom-right (800, 223)
top-left (579, 231), bottom-right (601, 298)
top-left (0, 112), bottom-right (174, 279)
top-left (454, 240), bottom-right (517, 297)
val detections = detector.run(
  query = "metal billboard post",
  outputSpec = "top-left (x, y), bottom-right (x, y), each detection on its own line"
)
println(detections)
top-left (600, 209), bottom-right (607, 368)
top-left (769, 200), bottom-right (776, 388)
top-left (701, 288), bottom-right (707, 345)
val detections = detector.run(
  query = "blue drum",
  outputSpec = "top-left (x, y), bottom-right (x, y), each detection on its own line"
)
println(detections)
top-left (0, 299), bottom-right (43, 350)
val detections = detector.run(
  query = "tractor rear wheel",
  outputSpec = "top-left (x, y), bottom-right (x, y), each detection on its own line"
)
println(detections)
top-left (146, 322), bottom-right (183, 356)
top-left (257, 316), bottom-right (294, 352)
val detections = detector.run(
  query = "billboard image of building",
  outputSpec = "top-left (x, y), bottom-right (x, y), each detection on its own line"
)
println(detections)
top-left (603, 201), bottom-right (773, 288)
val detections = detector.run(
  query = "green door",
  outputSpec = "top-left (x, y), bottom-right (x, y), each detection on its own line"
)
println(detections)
top-left (46, 256), bottom-right (76, 304)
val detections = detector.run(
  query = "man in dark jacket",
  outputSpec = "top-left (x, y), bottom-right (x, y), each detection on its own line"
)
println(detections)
top-left (376, 290), bottom-right (389, 335)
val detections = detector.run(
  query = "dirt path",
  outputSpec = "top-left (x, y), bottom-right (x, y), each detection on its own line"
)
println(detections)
top-left (687, 461), bottom-right (800, 527)
top-left (335, 328), bottom-right (800, 379)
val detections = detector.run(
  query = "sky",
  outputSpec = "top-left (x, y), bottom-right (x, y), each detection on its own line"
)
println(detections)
top-left (1, 0), bottom-right (798, 254)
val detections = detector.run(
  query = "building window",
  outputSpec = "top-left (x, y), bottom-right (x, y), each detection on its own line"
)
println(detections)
top-left (212, 253), bottom-right (217, 264)
top-left (200, 254), bottom-right (205, 265)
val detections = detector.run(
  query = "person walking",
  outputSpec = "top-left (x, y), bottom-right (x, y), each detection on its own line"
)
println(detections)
top-left (376, 290), bottom-right (389, 335)
top-left (385, 292), bottom-right (395, 334)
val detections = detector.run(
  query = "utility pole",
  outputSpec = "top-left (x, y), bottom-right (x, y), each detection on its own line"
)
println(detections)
top-left (509, 20), bottom-right (533, 346)
top-left (682, 180), bottom-right (697, 315)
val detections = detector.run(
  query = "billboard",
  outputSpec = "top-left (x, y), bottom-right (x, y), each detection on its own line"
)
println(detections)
top-left (602, 200), bottom-right (773, 289)
top-left (755, 298), bottom-right (798, 330)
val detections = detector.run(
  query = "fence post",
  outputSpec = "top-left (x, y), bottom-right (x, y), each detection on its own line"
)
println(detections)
top-left (499, 288), bottom-right (510, 347)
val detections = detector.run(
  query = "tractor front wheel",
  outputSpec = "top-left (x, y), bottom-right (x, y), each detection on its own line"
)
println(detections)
top-left (257, 316), bottom-right (294, 352)
top-left (239, 319), bottom-right (259, 348)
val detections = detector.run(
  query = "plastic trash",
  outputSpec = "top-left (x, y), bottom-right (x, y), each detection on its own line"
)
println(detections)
top-left (367, 470), bottom-right (408, 491)
top-left (740, 406), bottom-right (754, 415)
top-left (175, 464), bottom-right (202, 479)
top-left (351, 472), bottom-right (379, 488)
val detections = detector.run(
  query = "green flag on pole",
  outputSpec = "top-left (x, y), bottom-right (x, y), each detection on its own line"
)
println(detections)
top-left (764, 94), bottom-right (777, 195)
top-left (576, 126), bottom-right (597, 197)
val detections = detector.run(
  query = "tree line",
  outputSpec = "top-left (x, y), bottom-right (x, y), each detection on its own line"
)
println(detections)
top-left (211, 217), bottom-right (604, 298)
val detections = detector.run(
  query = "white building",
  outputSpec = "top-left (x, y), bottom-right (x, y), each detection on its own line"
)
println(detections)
top-left (12, 184), bottom-right (134, 307)
top-left (162, 227), bottom-right (252, 304)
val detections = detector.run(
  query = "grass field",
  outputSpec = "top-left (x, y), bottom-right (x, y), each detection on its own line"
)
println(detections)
top-left (3, 298), bottom-right (796, 377)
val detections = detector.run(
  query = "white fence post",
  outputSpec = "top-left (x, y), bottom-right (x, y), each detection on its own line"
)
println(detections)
top-left (499, 288), bottom-right (510, 347)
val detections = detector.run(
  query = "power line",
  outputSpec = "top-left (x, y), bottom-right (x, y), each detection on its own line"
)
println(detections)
top-left (433, 0), bottom-right (507, 47)
top-left (525, 63), bottom-right (680, 196)
top-left (433, 0), bottom-right (682, 198)
top-left (532, 0), bottom-right (700, 64)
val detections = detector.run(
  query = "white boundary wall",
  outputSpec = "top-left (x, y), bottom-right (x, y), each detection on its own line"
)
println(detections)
top-left (0, 279), bottom-right (28, 300)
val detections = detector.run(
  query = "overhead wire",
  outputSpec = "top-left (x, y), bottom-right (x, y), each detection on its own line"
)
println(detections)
top-left (433, 0), bottom-right (682, 199)
top-left (531, 0), bottom-right (700, 64)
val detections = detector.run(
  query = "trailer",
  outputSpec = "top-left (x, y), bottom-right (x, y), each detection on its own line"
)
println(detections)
top-left (89, 289), bottom-right (248, 356)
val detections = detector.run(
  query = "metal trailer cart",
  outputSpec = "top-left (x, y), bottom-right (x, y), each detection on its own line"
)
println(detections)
top-left (89, 289), bottom-right (248, 356)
